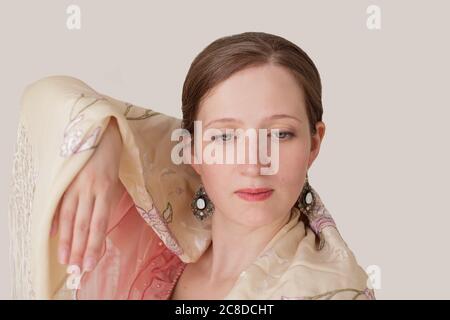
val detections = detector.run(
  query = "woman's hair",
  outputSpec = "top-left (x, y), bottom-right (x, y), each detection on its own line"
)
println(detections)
top-left (181, 31), bottom-right (323, 137)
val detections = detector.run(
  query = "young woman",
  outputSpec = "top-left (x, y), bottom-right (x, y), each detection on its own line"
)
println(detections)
top-left (9, 32), bottom-right (374, 300)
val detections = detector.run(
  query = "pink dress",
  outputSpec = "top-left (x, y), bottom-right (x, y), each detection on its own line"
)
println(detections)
top-left (75, 189), bottom-right (186, 300)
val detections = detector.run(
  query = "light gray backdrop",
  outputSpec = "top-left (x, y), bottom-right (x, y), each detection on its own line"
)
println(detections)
top-left (1, 0), bottom-right (449, 299)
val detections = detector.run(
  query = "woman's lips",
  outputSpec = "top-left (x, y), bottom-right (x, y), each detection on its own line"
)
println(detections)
top-left (234, 188), bottom-right (274, 201)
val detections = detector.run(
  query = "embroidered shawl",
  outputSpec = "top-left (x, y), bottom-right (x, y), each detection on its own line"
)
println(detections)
top-left (8, 75), bottom-right (375, 300)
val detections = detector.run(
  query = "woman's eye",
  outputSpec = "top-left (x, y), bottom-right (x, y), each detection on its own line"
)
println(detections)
top-left (212, 133), bottom-right (234, 142)
top-left (270, 131), bottom-right (294, 140)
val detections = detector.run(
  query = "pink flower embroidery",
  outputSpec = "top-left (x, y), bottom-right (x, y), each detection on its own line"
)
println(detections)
top-left (60, 113), bottom-right (102, 158)
top-left (135, 204), bottom-right (183, 257)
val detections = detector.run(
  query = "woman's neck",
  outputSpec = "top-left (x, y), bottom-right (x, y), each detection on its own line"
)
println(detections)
top-left (200, 209), bottom-right (292, 284)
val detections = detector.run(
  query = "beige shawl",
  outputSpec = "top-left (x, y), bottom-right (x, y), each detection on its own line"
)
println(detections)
top-left (8, 75), bottom-right (374, 300)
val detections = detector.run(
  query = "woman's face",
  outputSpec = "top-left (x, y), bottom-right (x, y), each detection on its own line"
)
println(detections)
top-left (191, 63), bottom-right (325, 228)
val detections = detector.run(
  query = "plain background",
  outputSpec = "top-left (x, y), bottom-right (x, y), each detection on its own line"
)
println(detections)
top-left (1, 0), bottom-right (449, 299)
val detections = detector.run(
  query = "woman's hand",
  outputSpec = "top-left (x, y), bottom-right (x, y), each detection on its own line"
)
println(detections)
top-left (51, 117), bottom-right (126, 272)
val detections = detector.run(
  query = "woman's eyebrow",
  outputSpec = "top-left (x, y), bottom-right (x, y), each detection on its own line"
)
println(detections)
top-left (266, 114), bottom-right (302, 123)
top-left (204, 118), bottom-right (242, 128)
top-left (205, 114), bottom-right (302, 128)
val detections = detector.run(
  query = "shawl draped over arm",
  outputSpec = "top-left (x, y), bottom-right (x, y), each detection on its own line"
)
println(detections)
top-left (8, 75), bottom-right (375, 300)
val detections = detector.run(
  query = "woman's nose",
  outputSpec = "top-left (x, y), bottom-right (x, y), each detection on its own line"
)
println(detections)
top-left (237, 134), bottom-right (272, 176)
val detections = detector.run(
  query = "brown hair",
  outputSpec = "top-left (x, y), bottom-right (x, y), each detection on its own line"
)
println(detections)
top-left (181, 31), bottom-right (323, 137)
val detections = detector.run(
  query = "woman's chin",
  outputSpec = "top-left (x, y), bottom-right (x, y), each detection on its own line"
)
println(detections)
top-left (225, 210), bottom-right (285, 228)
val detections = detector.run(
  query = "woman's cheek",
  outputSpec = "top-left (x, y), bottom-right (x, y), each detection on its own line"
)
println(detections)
top-left (279, 145), bottom-right (308, 173)
top-left (201, 164), bottom-right (230, 191)
top-left (277, 147), bottom-right (308, 190)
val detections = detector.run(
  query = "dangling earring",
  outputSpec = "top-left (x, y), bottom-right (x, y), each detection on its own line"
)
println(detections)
top-left (296, 173), bottom-right (316, 217)
top-left (191, 184), bottom-right (215, 221)
top-left (295, 173), bottom-right (326, 250)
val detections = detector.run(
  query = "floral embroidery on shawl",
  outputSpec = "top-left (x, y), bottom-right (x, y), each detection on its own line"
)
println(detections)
top-left (58, 92), bottom-right (184, 259)
top-left (60, 93), bottom-right (106, 158)
top-left (124, 103), bottom-right (161, 120)
top-left (303, 187), bottom-right (339, 250)
top-left (276, 187), bottom-right (376, 300)
top-left (135, 204), bottom-right (183, 257)
top-left (281, 287), bottom-right (376, 300)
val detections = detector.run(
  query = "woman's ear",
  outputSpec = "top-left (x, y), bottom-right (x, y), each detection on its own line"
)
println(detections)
top-left (307, 121), bottom-right (326, 170)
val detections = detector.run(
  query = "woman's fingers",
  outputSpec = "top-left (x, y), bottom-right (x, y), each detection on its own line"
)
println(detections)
top-left (69, 192), bottom-right (95, 267)
top-left (56, 188), bottom-right (112, 273)
top-left (50, 216), bottom-right (58, 237)
top-left (57, 193), bottom-right (78, 265)
top-left (52, 118), bottom-right (124, 271)
top-left (50, 197), bottom-right (63, 237)
top-left (82, 193), bottom-right (111, 272)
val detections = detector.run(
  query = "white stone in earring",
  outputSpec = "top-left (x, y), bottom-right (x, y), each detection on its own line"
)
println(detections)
top-left (191, 185), bottom-right (215, 221)
top-left (196, 198), bottom-right (206, 210)
top-left (305, 191), bottom-right (313, 205)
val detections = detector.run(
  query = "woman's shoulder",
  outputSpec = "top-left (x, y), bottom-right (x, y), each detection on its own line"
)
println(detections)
top-left (281, 224), bottom-right (375, 299)
top-left (225, 213), bottom-right (375, 300)
top-left (281, 187), bottom-right (375, 300)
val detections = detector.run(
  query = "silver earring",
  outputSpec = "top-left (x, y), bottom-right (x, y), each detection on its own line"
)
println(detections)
top-left (191, 184), bottom-right (215, 221)
top-left (295, 174), bottom-right (326, 250)
top-left (296, 173), bottom-right (315, 217)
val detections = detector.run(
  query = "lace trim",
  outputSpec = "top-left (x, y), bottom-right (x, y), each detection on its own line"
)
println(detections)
top-left (8, 122), bottom-right (38, 299)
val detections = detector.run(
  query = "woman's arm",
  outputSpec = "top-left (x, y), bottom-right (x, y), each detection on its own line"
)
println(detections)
top-left (10, 75), bottom-right (200, 298)
top-left (50, 116), bottom-right (125, 272)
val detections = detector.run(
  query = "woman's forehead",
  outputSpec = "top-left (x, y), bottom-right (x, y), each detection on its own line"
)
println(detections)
top-left (197, 64), bottom-right (307, 125)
